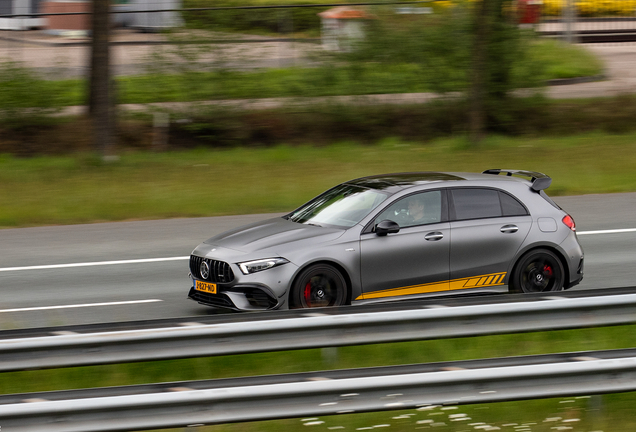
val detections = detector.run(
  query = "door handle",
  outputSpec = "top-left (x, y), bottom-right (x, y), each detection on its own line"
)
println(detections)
top-left (500, 225), bottom-right (519, 234)
top-left (425, 232), bottom-right (444, 241)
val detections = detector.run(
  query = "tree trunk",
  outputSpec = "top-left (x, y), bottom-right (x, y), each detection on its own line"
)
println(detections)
top-left (469, 0), bottom-right (490, 146)
top-left (89, 0), bottom-right (114, 158)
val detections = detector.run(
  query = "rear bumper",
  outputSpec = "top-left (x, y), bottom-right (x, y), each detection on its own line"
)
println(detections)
top-left (565, 256), bottom-right (584, 289)
top-left (560, 232), bottom-right (584, 289)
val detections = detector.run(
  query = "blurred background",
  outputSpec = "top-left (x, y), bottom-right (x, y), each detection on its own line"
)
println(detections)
top-left (2, 1), bottom-right (636, 431)
top-left (1, 0), bottom-right (634, 156)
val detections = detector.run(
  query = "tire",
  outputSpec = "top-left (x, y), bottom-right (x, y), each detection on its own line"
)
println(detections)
top-left (510, 249), bottom-right (565, 293)
top-left (290, 264), bottom-right (347, 309)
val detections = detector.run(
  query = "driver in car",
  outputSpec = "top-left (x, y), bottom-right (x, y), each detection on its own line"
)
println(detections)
top-left (407, 197), bottom-right (427, 225)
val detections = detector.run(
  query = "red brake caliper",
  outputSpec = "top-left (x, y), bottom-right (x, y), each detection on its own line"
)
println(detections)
top-left (304, 282), bottom-right (312, 303)
top-left (543, 265), bottom-right (553, 278)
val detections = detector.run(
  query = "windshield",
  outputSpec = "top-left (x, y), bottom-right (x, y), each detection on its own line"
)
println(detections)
top-left (288, 184), bottom-right (389, 228)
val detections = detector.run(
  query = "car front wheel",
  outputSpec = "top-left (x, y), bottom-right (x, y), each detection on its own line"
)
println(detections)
top-left (291, 264), bottom-right (347, 308)
top-left (510, 249), bottom-right (565, 293)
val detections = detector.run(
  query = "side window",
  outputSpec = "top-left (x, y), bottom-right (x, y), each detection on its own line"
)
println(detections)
top-left (499, 191), bottom-right (528, 216)
top-left (451, 188), bottom-right (502, 220)
top-left (374, 190), bottom-right (442, 228)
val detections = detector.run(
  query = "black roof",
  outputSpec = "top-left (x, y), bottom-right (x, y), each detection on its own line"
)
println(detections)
top-left (346, 172), bottom-right (465, 191)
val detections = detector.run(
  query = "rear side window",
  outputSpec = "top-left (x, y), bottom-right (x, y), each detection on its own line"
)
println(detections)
top-left (451, 188), bottom-right (528, 220)
top-left (499, 191), bottom-right (528, 216)
top-left (452, 189), bottom-right (501, 219)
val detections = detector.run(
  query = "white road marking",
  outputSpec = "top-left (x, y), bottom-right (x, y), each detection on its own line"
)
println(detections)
top-left (577, 228), bottom-right (636, 235)
top-left (0, 227), bottom-right (634, 274)
top-left (0, 256), bottom-right (189, 272)
top-left (0, 299), bottom-right (163, 313)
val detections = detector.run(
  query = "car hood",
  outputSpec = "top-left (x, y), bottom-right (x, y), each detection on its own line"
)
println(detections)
top-left (203, 217), bottom-right (345, 255)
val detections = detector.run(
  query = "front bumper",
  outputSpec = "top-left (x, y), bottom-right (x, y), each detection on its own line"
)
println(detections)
top-left (187, 248), bottom-right (301, 311)
top-left (188, 280), bottom-right (282, 311)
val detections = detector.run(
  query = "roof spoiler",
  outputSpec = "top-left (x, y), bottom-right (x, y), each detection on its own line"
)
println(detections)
top-left (483, 169), bottom-right (552, 192)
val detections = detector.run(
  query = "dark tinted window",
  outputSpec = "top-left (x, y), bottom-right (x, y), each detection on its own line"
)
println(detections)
top-left (452, 189), bottom-right (501, 220)
top-left (499, 191), bottom-right (528, 216)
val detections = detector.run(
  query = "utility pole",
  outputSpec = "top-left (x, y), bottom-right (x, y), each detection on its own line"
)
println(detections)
top-left (89, 0), bottom-right (115, 159)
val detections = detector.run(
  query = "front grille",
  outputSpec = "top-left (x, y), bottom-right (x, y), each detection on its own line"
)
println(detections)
top-left (190, 255), bottom-right (235, 283)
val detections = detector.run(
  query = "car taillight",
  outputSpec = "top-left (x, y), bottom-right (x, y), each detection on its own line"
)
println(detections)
top-left (562, 214), bottom-right (576, 231)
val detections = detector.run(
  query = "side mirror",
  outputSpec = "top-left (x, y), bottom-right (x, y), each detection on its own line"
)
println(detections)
top-left (375, 219), bottom-right (400, 236)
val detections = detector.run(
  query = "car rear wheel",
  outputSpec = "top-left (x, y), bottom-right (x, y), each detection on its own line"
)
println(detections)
top-left (510, 249), bottom-right (565, 293)
top-left (291, 264), bottom-right (347, 308)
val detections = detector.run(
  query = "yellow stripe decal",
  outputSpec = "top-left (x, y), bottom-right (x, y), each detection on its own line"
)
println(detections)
top-left (356, 272), bottom-right (507, 301)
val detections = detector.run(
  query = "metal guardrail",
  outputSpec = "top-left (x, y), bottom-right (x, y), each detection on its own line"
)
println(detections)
top-left (1, 291), bottom-right (636, 372)
top-left (2, 348), bottom-right (636, 432)
top-left (0, 290), bottom-right (635, 430)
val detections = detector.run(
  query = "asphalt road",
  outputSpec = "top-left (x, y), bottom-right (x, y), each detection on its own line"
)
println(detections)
top-left (1, 193), bottom-right (635, 330)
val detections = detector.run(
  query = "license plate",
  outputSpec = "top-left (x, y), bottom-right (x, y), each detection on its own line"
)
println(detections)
top-left (195, 280), bottom-right (217, 294)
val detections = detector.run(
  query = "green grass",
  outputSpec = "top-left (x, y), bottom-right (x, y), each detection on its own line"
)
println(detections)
top-left (527, 39), bottom-right (604, 80)
top-left (2, 132), bottom-right (636, 228)
top-left (115, 64), bottom-right (437, 104)
top-left (0, 39), bottom-right (602, 108)
top-left (114, 40), bottom-right (603, 103)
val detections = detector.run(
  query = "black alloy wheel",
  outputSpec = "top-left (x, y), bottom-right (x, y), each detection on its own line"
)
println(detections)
top-left (511, 249), bottom-right (565, 293)
top-left (291, 264), bottom-right (347, 308)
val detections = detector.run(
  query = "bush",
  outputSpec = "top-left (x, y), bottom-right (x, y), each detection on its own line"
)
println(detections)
top-left (0, 62), bottom-right (63, 128)
top-left (4, 95), bottom-right (636, 155)
top-left (182, 0), bottom-right (327, 35)
top-left (166, 95), bottom-right (636, 148)
top-left (342, 3), bottom-right (544, 96)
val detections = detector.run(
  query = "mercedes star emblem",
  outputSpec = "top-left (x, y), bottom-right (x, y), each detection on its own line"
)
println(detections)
top-left (200, 261), bottom-right (210, 280)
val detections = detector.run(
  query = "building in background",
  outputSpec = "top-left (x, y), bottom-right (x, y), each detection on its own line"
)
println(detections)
top-left (0, 0), bottom-right (45, 30)
top-left (0, 0), bottom-right (182, 32)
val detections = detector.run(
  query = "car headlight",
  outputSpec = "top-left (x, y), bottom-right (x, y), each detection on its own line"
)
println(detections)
top-left (238, 258), bottom-right (290, 275)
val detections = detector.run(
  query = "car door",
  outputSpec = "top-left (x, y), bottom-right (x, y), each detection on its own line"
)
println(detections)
top-left (448, 188), bottom-right (532, 291)
top-left (358, 190), bottom-right (450, 301)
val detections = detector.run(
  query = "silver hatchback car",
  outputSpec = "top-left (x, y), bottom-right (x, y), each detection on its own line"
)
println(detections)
top-left (188, 169), bottom-right (584, 311)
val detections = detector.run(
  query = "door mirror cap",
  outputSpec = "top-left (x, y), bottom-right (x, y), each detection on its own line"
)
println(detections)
top-left (375, 219), bottom-right (400, 236)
